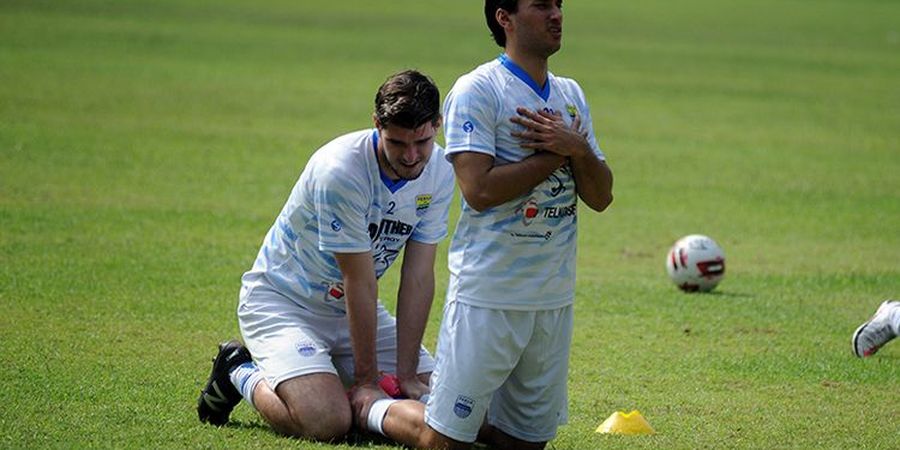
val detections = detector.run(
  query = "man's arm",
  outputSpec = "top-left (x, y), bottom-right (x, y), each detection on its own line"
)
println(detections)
top-left (452, 151), bottom-right (566, 212)
top-left (570, 151), bottom-right (613, 212)
top-left (511, 107), bottom-right (613, 212)
top-left (334, 251), bottom-right (380, 388)
top-left (394, 240), bottom-right (437, 399)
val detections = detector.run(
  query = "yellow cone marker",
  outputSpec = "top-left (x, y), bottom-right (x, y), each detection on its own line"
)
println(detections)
top-left (595, 410), bottom-right (655, 435)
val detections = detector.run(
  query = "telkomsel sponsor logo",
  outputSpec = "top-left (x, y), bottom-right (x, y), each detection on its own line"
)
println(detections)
top-left (543, 203), bottom-right (576, 219)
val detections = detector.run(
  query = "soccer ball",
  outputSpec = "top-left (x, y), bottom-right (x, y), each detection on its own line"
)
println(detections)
top-left (666, 234), bottom-right (726, 292)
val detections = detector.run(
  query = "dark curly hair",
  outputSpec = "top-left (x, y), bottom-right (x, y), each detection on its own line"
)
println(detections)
top-left (374, 70), bottom-right (441, 129)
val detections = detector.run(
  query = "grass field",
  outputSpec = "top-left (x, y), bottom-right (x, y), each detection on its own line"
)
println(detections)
top-left (1, 0), bottom-right (898, 448)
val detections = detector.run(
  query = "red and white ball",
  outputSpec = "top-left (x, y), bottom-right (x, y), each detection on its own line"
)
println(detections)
top-left (666, 234), bottom-right (726, 292)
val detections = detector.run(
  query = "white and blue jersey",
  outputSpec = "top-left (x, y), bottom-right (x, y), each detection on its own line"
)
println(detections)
top-left (443, 55), bottom-right (605, 311)
top-left (240, 129), bottom-right (455, 317)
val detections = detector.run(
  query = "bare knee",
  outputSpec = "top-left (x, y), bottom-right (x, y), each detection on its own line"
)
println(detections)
top-left (268, 374), bottom-right (352, 441)
top-left (275, 402), bottom-right (351, 441)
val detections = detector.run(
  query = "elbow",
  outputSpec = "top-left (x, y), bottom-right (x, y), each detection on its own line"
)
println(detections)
top-left (600, 193), bottom-right (614, 211)
top-left (461, 191), bottom-right (494, 213)
top-left (587, 192), bottom-right (613, 212)
top-left (466, 199), bottom-right (490, 213)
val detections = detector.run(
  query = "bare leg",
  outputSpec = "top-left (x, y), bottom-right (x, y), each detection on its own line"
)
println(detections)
top-left (383, 400), bottom-right (470, 449)
top-left (351, 390), bottom-right (470, 450)
top-left (252, 372), bottom-right (352, 442)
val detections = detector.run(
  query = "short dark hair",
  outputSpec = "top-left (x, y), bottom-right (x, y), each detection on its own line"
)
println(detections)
top-left (485, 0), bottom-right (520, 47)
top-left (374, 70), bottom-right (440, 130)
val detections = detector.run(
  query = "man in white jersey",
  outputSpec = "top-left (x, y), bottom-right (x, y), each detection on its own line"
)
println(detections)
top-left (351, 1), bottom-right (614, 449)
top-left (196, 70), bottom-right (455, 442)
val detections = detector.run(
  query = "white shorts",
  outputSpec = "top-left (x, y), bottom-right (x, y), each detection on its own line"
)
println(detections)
top-left (237, 284), bottom-right (435, 389)
top-left (424, 301), bottom-right (573, 443)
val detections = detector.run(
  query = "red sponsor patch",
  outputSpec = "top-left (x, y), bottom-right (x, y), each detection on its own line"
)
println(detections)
top-left (328, 284), bottom-right (345, 299)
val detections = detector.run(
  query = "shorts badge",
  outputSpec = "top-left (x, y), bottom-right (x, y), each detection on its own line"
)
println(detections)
top-left (453, 395), bottom-right (474, 419)
top-left (296, 341), bottom-right (317, 357)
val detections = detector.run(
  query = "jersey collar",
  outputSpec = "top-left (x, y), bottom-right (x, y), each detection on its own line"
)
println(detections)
top-left (372, 129), bottom-right (408, 193)
top-left (498, 53), bottom-right (550, 101)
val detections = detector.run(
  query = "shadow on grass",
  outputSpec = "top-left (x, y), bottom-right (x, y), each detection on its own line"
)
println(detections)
top-left (222, 419), bottom-right (271, 433)
top-left (224, 419), bottom-right (399, 447)
top-left (696, 290), bottom-right (755, 299)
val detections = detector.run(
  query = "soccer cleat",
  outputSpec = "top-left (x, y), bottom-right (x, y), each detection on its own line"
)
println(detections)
top-left (197, 340), bottom-right (252, 425)
top-left (852, 300), bottom-right (899, 358)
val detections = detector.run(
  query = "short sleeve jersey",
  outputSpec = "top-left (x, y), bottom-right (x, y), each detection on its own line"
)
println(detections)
top-left (443, 55), bottom-right (605, 311)
top-left (241, 129), bottom-right (455, 317)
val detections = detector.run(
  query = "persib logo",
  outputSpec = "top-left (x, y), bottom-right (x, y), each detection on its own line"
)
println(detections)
top-left (453, 395), bottom-right (475, 418)
top-left (296, 341), bottom-right (317, 357)
top-left (416, 194), bottom-right (432, 216)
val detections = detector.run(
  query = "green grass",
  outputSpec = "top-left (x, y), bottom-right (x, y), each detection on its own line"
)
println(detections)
top-left (2, 0), bottom-right (898, 448)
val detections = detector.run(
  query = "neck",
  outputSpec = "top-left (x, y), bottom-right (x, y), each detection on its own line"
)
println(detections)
top-left (504, 48), bottom-right (549, 87)
top-left (376, 145), bottom-right (401, 181)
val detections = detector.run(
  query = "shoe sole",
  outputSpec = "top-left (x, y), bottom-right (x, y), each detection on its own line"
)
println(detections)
top-left (851, 321), bottom-right (875, 358)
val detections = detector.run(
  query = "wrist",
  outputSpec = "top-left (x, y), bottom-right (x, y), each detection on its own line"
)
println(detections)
top-left (571, 140), bottom-right (593, 160)
top-left (396, 365), bottom-right (418, 381)
top-left (354, 366), bottom-right (380, 385)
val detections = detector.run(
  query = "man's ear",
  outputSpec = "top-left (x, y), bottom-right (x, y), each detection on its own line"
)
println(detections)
top-left (496, 8), bottom-right (512, 30)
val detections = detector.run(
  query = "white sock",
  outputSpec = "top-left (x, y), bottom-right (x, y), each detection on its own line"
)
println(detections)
top-left (229, 361), bottom-right (264, 409)
top-left (366, 399), bottom-right (399, 436)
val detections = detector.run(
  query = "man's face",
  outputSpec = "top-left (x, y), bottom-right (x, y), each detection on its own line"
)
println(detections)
top-left (508, 0), bottom-right (563, 57)
top-left (375, 120), bottom-right (440, 181)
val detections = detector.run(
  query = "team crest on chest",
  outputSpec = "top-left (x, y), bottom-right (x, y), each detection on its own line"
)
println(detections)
top-left (416, 194), bottom-right (432, 217)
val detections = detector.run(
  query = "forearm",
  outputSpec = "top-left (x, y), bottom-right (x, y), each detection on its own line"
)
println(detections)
top-left (336, 252), bottom-right (381, 385)
top-left (457, 151), bottom-right (565, 212)
top-left (571, 152), bottom-right (613, 212)
top-left (508, 106), bottom-right (612, 212)
top-left (395, 271), bottom-right (433, 380)
top-left (345, 276), bottom-right (380, 384)
top-left (395, 241), bottom-right (437, 380)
